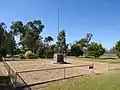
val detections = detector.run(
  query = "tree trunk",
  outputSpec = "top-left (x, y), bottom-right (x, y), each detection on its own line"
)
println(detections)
top-left (0, 55), bottom-right (2, 62)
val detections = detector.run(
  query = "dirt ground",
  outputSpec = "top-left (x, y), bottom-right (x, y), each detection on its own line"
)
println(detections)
top-left (6, 59), bottom-right (110, 88)
top-left (2, 57), bottom-right (120, 90)
top-left (0, 62), bottom-right (8, 76)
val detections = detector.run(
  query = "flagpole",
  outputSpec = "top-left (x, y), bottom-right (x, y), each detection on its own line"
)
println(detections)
top-left (58, 8), bottom-right (60, 34)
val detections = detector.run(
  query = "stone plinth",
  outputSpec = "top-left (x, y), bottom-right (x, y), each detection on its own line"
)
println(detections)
top-left (54, 53), bottom-right (64, 63)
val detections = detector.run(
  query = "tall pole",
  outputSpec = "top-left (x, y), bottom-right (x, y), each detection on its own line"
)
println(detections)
top-left (58, 8), bottom-right (60, 35)
top-left (57, 8), bottom-right (60, 53)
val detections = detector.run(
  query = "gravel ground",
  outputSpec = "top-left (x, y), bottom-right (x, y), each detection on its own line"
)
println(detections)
top-left (6, 59), bottom-right (119, 89)
top-left (0, 62), bottom-right (8, 76)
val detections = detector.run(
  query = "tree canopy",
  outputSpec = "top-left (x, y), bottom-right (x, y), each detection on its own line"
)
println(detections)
top-left (57, 29), bottom-right (67, 53)
top-left (10, 20), bottom-right (44, 52)
top-left (71, 33), bottom-right (93, 57)
top-left (86, 42), bottom-right (105, 58)
top-left (115, 40), bottom-right (120, 58)
top-left (0, 20), bottom-right (110, 60)
top-left (0, 22), bottom-right (16, 59)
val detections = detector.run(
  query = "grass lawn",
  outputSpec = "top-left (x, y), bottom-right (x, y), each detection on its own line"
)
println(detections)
top-left (77, 57), bottom-right (120, 64)
top-left (67, 56), bottom-right (120, 64)
top-left (41, 71), bottom-right (120, 90)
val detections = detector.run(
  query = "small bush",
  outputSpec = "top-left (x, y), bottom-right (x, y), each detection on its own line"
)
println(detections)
top-left (37, 47), bottom-right (45, 58)
top-left (86, 42), bottom-right (105, 58)
top-left (25, 51), bottom-right (33, 59)
top-left (25, 51), bottom-right (37, 59)
top-left (19, 54), bottom-right (26, 59)
top-left (12, 55), bottom-right (19, 58)
top-left (116, 52), bottom-right (120, 58)
top-left (46, 51), bottom-right (54, 58)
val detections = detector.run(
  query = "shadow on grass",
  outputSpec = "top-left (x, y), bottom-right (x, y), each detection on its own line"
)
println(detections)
top-left (0, 76), bottom-right (31, 90)
top-left (98, 57), bottom-right (117, 60)
top-left (79, 56), bottom-right (118, 60)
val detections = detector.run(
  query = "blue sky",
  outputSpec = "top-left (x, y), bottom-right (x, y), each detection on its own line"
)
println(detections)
top-left (0, 0), bottom-right (120, 49)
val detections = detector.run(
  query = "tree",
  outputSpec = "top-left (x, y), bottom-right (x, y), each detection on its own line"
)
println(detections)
top-left (10, 20), bottom-right (44, 53)
top-left (86, 42), bottom-right (105, 58)
top-left (44, 36), bottom-right (54, 58)
top-left (4, 32), bottom-right (16, 56)
top-left (0, 22), bottom-right (7, 59)
top-left (37, 46), bottom-right (45, 58)
top-left (71, 44), bottom-right (83, 57)
top-left (86, 33), bottom-right (93, 44)
top-left (44, 36), bottom-right (53, 45)
top-left (26, 20), bottom-right (44, 34)
top-left (0, 22), bottom-right (17, 59)
top-left (10, 21), bottom-right (25, 49)
top-left (71, 33), bottom-right (93, 57)
top-left (47, 44), bottom-right (57, 53)
top-left (115, 40), bottom-right (120, 58)
top-left (108, 47), bottom-right (116, 54)
top-left (10, 21), bottom-right (25, 38)
top-left (44, 36), bottom-right (54, 49)
top-left (76, 33), bottom-right (93, 49)
top-left (23, 20), bottom-right (44, 52)
top-left (57, 29), bottom-right (67, 53)
top-left (49, 44), bottom-right (56, 50)
top-left (22, 30), bottom-right (38, 51)
top-left (0, 22), bottom-right (6, 47)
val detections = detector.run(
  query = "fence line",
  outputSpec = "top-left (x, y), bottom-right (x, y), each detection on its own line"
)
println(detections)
top-left (3, 61), bottom-right (32, 90)
top-left (16, 64), bottom-right (94, 88)
top-left (3, 58), bottom-right (120, 89)
top-left (3, 60), bottom-right (94, 89)
top-left (17, 64), bottom-right (93, 73)
top-left (3, 62), bottom-right (16, 85)
top-left (16, 73), bottom-right (32, 90)
top-left (17, 64), bottom-right (93, 88)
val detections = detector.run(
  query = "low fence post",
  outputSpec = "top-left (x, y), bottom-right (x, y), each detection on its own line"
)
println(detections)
top-left (64, 67), bottom-right (66, 79)
top-left (8, 65), bottom-right (10, 76)
top-left (14, 72), bottom-right (17, 87)
top-left (93, 63), bottom-right (95, 74)
top-left (108, 59), bottom-right (110, 71)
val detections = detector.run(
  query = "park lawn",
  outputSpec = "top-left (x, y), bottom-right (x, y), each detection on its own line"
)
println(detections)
top-left (41, 71), bottom-right (120, 90)
top-left (68, 56), bottom-right (120, 64)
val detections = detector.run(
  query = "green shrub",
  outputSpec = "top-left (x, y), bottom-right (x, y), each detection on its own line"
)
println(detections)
top-left (12, 55), bottom-right (19, 58)
top-left (25, 51), bottom-right (34, 59)
top-left (37, 47), bottom-right (45, 58)
top-left (116, 52), bottom-right (120, 58)
top-left (86, 42), bottom-right (105, 58)
top-left (32, 53), bottom-right (38, 59)
top-left (19, 54), bottom-right (26, 59)
top-left (46, 50), bottom-right (54, 58)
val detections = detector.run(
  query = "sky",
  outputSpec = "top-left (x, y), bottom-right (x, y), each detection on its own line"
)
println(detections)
top-left (0, 0), bottom-right (120, 49)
